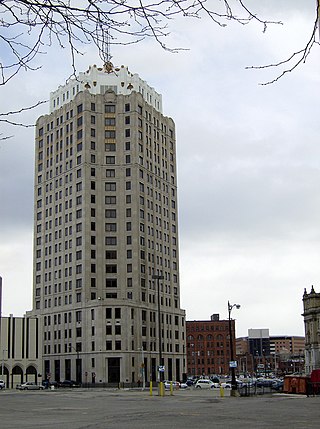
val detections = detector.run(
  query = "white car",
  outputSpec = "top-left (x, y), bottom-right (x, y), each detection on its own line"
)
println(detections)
top-left (16, 382), bottom-right (44, 390)
top-left (195, 379), bottom-right (214, 389)
top-left (0, 380), bottom-right (5, 389)
top-left (164, 381), bottom-right (180, 390)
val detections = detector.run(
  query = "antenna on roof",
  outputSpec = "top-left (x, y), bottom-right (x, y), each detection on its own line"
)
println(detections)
top-left (106, 29), bottom-right (111, 63)
top-left (103, 29), bottom-right (114, 74)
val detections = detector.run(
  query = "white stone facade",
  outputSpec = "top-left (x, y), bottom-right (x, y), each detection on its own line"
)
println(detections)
top-left (0, 315), bottom-right (41, 388)
top-left (50, 63), bottom-right (162, 114)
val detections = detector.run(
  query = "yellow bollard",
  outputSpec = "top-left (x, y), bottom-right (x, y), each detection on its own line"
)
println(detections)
top-left (159, 381), bottom-right (164, 396)
top-left (220, 385), bottom-right (224, 398)
top-left (150, 380), bottom-right (153, 396)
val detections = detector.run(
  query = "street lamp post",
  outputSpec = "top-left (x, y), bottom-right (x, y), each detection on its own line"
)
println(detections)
top-left (228, 301), bottom-right (240, 394)
top-left (152, 274), bottom-right (164, 393)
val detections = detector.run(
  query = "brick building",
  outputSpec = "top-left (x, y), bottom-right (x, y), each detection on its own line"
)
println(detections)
top-left (186, 314), bottom-right (235, 377)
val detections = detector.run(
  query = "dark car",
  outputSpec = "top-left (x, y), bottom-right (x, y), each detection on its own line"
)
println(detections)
top-left (256, 378), bottom-right (274, 388)
top-left (59, 380), bottom-right (81, 388)
top-left (271, 380), bottom-right (284, 391)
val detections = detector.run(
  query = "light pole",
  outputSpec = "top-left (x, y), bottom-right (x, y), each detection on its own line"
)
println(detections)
top-left (228, 301), bottom-right (240, 394)
top-left (152, 274), bottom-right (164, 392)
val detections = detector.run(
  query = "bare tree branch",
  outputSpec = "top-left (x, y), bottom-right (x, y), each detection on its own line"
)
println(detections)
top-left (0, 133), bottom-right (14, 141)
top-left (246, 2), bottom-right (319, 85)
top-left (0, 100), bottom-right (48, 127)
top-left (0, 0), bottom-right (280, 86)
top-left (0, 0), bottom-right (317, 138)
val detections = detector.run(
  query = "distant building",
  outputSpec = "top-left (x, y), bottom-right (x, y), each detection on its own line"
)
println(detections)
top-left (0, 314), bottom-right (41, 388)
top-left (236, 330), bottom-right (305, 376)
top-left (248, 328), bottom-right (270, 357)
top-left (302, 286), bottom-right (320, 374)
top-left (270, 336), bottom-right (305, 355)
top-left (186, 314), bottom-right (235, 377)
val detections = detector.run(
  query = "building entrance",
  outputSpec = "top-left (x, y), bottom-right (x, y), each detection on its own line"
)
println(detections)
top-left (108, 358), bottom-right (120, 383)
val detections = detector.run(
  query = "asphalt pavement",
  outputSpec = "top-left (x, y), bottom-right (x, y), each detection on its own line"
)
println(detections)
top-left (0, 387), bottom-right (319, 429)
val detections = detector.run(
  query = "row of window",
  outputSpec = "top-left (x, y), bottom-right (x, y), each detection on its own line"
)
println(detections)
top-left (43, 340), bottom-right (182, 355)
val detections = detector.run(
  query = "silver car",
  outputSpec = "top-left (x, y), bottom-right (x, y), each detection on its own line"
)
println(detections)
top-left (16, 382), bottom-right (43, 390)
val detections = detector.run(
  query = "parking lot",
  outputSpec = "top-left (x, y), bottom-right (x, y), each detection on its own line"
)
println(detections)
top-left (0, 387), bottom-right (319, 428)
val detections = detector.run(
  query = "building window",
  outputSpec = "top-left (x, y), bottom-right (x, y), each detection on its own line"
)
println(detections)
top-left (106, 264), bottom-right (117, 273)
top-left (105, 118), bottom-right (116, 126)
top-left (106, 250), bottom-right (117, 259)
top-left (105, 130), bottom-right (116, 139)
top-left (106, 279), bottom-right (117, 288)
top-left (105, 104), bottom-right (116, 113)
top-left (105, 143), bottom-right (116, 152)
top-left (106, 169), bottom-right (115, 178)
top-left (106, 156), bottom-right (115, 164)
top-left (105, 223), bottom-right (117, 232)
top-left (105, 182), bottom-right (116, 191)
top-left (106, 237), bottom-right (117, 246)
top-left (105, 196), bottom-right (116, 204)
top-left (105, 209), bottom-right (116, 218)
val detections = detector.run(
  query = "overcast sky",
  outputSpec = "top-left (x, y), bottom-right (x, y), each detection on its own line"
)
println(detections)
top-left (0, 1), bottom-right (319, 337)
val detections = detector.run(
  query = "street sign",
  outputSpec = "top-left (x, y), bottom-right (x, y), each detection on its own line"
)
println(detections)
top-left (229, 361), bottom-right (237, 368)
top-left (158, 365), bottom-right (165, 372)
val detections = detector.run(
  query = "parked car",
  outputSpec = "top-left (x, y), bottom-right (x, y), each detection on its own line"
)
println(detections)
top-left (0, 380), bottom-right (5, 389)
top-left (59, 380), bottom-right (81, 388)
top-left (16, 382), bottom-right (44, 390)
top-left (220, 382), bottom-right (231, 389)
top-left (179, 382), bottom-right (189, 389)
top-left (164, 381), bottom-right (180, 390)
top-left (256, 378), bottom-right (274, 388)
top-left (195, 379), bottom-right (215, 389)
top-left (42, 380), bottom-right (59, 389)
top-left (271, 380), bottom-right (284, 391)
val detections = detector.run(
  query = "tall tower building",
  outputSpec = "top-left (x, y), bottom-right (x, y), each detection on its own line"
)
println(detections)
top-left (32, 63), bottom-right (186, 384)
